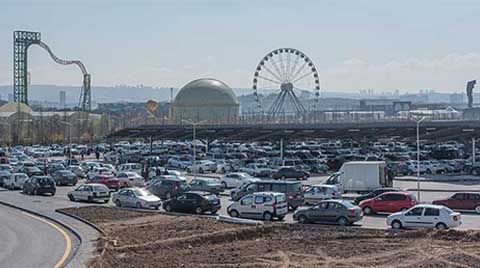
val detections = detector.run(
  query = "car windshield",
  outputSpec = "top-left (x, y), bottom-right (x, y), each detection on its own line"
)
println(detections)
top-left (443, 207), bottom-right (454, 214)
top-left (341, 201), bottom-right (355, 208)
top-left (275, 194), bottom-right (286, 203)
top-left (133, 188), bottom-right (151, 196)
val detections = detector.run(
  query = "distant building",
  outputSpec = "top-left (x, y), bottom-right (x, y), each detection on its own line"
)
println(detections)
top-left (359, 99), bottom-right (411, 116)
top-left (172, 78), bottom-right (240, 123)
top-left (59, 91), bottom-right (66, 108)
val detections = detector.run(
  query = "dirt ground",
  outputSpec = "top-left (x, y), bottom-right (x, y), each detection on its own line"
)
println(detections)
top-left (62, 206), bottom-right (480, 268)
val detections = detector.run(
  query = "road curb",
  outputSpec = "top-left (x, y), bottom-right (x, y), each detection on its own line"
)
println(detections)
top-left (55, 208), bottom-right (105, 235)
top-left (0, 200), bottom-right (82, 268)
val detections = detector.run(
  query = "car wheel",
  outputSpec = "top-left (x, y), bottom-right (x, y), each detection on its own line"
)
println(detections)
top-left (337, 216), bottom-right (348, 226)
top-left (281, 175), bottom-right (286, 180)
top-left (221, 168), bottom-right (226, 173)
top-left (199, 168), bottom-right (204, 174)
top-left (303, 174), bottom-right (308, 180)
top-left (165, 204), bottom-right (172, 212)
top-left (289, 205), bottom-right (298, 211)
top-left (391, 220), bottom-right (402, 229)
top-left (115, 200), bottom-right (122, 207)
top-left (88, 196), bottom-right (93, 203)
top-left (229, 209), bottom-right (239, 218)
top-left (194, 206), bottom-right (203, 214)
top-left (263, 211), bottom-right (273, 221)
top-left (363, 206), bottom-right (373, 215)
top-left (165, 192), bottom-right (172, 200)
top-left (221, 181), bottom-right (227, 189)
top-left (68, 194), bottom-right (75, 201)
top-left (136, 202), bottom-right (142, 209)
top-left (298, 214), bottom-right (309, 224)
top-left (104, 199), bottom-right (109, 204)
top-left (426, 169), bottom-right (432, 174)
top-left (436, 222), bottom-right (447, 230)
top-left (475, 205), bottom-right (480, 214)
top-left (186, 168), bottom-right (191, 173)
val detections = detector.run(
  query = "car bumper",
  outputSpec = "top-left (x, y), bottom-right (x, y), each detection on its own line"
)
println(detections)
top-left (36, 188), bottom-right (55, 194)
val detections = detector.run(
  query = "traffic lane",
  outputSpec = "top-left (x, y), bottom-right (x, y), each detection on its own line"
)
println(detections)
top-left (0, 205), bottom-right (68, 268)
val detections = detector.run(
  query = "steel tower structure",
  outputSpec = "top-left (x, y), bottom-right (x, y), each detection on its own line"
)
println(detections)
top-left (13, 30), bottom-right (91, 111)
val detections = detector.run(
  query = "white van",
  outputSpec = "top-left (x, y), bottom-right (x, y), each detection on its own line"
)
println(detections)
top-left (117, 163), bottom-right (143, 175)
top-left (4, 173), bottom-right (29, 190)
top-left (227, 192), bottom-right (288, 221)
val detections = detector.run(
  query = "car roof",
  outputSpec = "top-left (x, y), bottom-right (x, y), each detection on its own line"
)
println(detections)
top-left (379, 191), bottom-right (410, 196)
top-left (254, 180), bottom-right (301, 184)
top-left (85, 183), bottom-right (108, 187)
top-left (413, 204), bottom-right (446, 209)
top-left (186, 191), bottom-right (212, 196)
top-left (253, 192), bottom-right (284, 196)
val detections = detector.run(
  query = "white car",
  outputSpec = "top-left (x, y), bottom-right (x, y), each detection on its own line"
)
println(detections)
top-left (220, 172), bottom-right (259, 189)
top-left (186, 160), bottom-right (217, 173)
top-left (115, 172), bottom-right (144, 187)
top-left (167, 156), bottom-right (192, 169)
top-left (227, 192), bottom-right (288, 221)
top-left (147, 167), bottom-right (181, 179)
top-left (421, 161), bottom-right (445, 174)
top-left (387, 204), bottom-right (462, 230)
top-left (3, 173), bottom-right (28, 190)
top-left (304, 185), bottom-right (342, 205)
top-left (117, 163), bottom-right (143, 175)
top-left (112, 187), bottom-right (161, 209)
top-left (67, 183), bottom-right (110, 203)
top-left (238, 163), bottom-right (276, 177)
top-left (87, 167), bottom-right (114, 180)
top-left (215, 160), bottom-right (235, 173)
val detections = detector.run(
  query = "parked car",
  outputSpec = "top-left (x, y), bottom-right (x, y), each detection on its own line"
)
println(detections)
top-left (304, 185), bottom-right (341, 205)
top-left (0, 164), bottom-right (14, 172)
top-left (23, 176), bottom-right (56, 196)
top-left (167, 156), bottom-right (192, 169)
top-left (88, 175), bottom-right (125, 190)
top-left (147, 176), bottom-right (190, 199)
top-left (387, 204), bottom-right (462, 229)
top-left (87, 167), bottom-right (114, 180)
top-left (68, 183), bottom-right (110, 203)
top-left (80, 161), bottom-right (100, 172)
top-left (227, 192), bottom-right (288, 221)
top-left (0, 170), bottom-right (12, 187)
top-left (117, 163), bottom-right (143, 175)
top-left (220, 172), bottom-right (260, 189)
top-left (432, 192), bottom-right (480, 214)
top-left (3, 173), bottom-right (28, 190)
top-left (186, 160), bottom-right (217, 173)
top-left (68, 165), bottom-right (87, 178)
top-left (231, 180), bottom-right (304, 209)
top-left (115, 172), bottom-right (144, 187)
top-left (293, 200), bottom-right (363, 226)
top-left (52, 170), bottom-right (77, 186)
top-left (147, 166), bottom-right (180, 179)
top-left (19, 166), bottom-right (44, 177)
top-left (359, 191), bottom-right (417, 215)
top-left (272, 166), bottom-right (310, 180)
top-left (189, 178), bottom-right (224, 194)
top-left (353, 188), bottom-right (400, 205)
top-left (238, 163), bottom-right (276, 177)
top-left (112, 187), bottom-right (161, 209)
top-left (162, 191), bottom-right (220, 214)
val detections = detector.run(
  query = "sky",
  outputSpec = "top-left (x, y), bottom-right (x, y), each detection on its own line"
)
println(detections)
top-left (1, 0), bottom-right (480, 94)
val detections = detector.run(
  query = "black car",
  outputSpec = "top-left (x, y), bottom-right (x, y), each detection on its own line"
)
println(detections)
top-left (20, 166), bottom-right (44, 177)
top-left (147, 177), bottom-right (190, 200)
top-left (353, 188), bottom-right (400, 204)
top-left (23, 176), bottom-right (56, 196)
top-left (272, 166), bottom-right (310, 180)
top-left (162, 191), bottom-right (220, 214)
top-left (52, 170), bottom-right (77, 186)
top-left (231, 180), bottom-right (304, 209)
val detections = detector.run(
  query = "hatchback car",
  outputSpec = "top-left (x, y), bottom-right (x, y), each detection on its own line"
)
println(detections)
top-left (162, 191), bottom-right (220, 214)
top-left (304, 185), bottom-right (342, 205)
top-left (115, 172), bottom-right (144, 187)
top-left (432, 192), bottom-right (480, 214)
top-left (272, 166), bottom-right (310, 180)
top-left (220, 172), bottom-right (259, 189)
top-left (147, 177), bottom-right (190, 199)
top-left (293, 200), bottom-right (363, 226)
top-left (359, 191), bottom-right (417, 214)
top-left (112, 187), bottom-right (161, 209)
top-left (3, 173), bottom-right (28, 190)
top-left (189, 178), bottom-right (224, 194)
top-left (52, 170), bottom-right (78, 186)
top-left (387, 204), bottom-right (462, 229)
top-left (353, 188), bottom-right (400, 205)
top-left (227, 192), bottom-right (288, 221)
top-left (23, 176), bottom-right (56, 196)
top-left (68, 183), bottom-right (110, 203)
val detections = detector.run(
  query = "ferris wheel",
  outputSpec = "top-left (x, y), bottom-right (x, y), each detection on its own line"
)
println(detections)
top-left (252, 48), bottom-right (320, 118)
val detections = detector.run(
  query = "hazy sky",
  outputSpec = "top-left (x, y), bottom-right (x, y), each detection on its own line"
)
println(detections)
top-left (1, 0), bottom-right (480, 93)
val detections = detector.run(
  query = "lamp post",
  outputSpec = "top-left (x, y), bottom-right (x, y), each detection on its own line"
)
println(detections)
top-left (182, 119), bottom-right (206, 180)
top-left (416, 116), bottom-right (426, 202)
top-left (60, 121), bottom-right (73, 161)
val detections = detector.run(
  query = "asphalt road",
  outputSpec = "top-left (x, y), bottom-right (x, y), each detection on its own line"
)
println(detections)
top-left (0, 204), bottom-right (71, 268)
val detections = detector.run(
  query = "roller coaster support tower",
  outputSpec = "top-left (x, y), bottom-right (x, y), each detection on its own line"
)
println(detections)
top-left (13, 30), bottom-right (91, 111)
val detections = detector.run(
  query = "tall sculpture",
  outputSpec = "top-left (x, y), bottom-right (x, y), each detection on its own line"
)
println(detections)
top-left (466, 80), bottom-right (476, 108)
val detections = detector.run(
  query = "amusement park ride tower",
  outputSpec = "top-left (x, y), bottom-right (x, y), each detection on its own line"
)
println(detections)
top-left (13, 30), bottom-right (91, 111)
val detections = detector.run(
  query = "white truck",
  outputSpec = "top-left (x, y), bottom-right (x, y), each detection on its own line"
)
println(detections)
top-left (324, 161), bottom-right (392, 193)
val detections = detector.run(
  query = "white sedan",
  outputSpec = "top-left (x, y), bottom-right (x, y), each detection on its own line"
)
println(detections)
top-left (387, 204), bottom-right (461, 230)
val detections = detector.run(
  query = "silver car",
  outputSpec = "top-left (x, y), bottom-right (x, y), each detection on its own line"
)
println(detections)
top-left (68, 183), bottom-right (110, 203)
top-left (112, 187), bottom-right (161, 209)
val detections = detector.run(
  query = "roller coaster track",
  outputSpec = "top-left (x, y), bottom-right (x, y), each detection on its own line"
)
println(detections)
top-left (37, 41), bottom-right (91, 111)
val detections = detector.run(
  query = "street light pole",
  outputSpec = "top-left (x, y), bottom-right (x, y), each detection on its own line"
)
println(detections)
top-left (416, 117), bottom-right (426, 203)
top-left (182, 119), bottom-right (206, 180)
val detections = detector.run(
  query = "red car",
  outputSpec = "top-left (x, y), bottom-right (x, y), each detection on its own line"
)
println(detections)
top-left (432, 192), bottom-right (480, 214)
top-left (88, 175), bottom-right (125, 191)
top-left (359, 191), bottom-right (417, 215)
